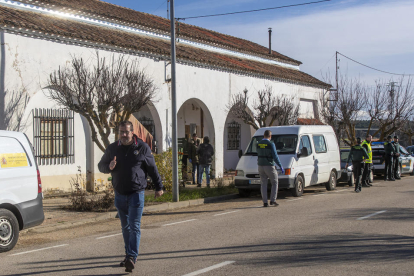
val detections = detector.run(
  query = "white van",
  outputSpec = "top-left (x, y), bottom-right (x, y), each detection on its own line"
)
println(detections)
top-left (235, 125), bottom-right (341, 197)
top-left (0, 130), bottom-right (44, 252)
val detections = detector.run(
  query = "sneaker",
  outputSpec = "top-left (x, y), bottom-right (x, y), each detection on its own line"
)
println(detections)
top-left (197, 184), bottom-right (201, 187)
top-left (362, 184), bottom-right (370, 187)
top-left (207, 184), bottom-right (210, 188)
top-left (120, 256), bottom-right (127, 267)
top-left (390, 178), bottom-right (396, 181)
top-left (263, 203), bottom-right (268, 207)
top-left (270, 201), bottom-right (279, 207)
top-left (125, 257), bottom-right (135, 273)
top-left (355, 189), bottom-right (361, 193)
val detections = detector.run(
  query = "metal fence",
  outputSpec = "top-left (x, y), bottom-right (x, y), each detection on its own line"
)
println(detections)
top-left (33, 108), bottom-right (74, 165)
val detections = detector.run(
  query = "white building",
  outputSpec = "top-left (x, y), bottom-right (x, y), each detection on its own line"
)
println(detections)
top-left (0, 0), bottom-right (329, 191)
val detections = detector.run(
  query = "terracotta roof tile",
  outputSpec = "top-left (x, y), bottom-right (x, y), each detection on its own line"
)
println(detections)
top-left (0, 6), bottom-right (329, 87)
top-left (16, 0), bottom-right (301, 65)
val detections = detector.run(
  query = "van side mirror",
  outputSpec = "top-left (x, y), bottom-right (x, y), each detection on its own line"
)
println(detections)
top-left (299, 147), bottom-right (309, 158)
top-left (238, 149), bottom-right (243, 159)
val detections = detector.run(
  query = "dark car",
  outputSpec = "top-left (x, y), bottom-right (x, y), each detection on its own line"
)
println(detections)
top-left (371, 142), bottom-right (414, 177)
top-left (406, 146), bottom-right (414, 157)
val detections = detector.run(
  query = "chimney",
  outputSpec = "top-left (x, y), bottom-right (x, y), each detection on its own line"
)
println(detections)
top-left (268, 28), bottom-right (272, 54)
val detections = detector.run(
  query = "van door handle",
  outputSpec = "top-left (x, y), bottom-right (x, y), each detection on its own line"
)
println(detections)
top-left (313, 155), bottom-right (315, 160)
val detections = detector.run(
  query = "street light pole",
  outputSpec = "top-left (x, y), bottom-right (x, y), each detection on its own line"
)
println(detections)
top-left (170, 0), bottom-right (179, 202)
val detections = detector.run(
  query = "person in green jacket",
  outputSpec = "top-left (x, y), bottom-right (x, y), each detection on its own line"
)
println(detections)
top-left (392, 135), bottom-right (401, 180)
top-left (384, 135), bottom-right (395, 181)
top-left (345, 137), bottom-right (369, 193)
top-left (361, 135), bottom-right (373, 187)
top-left (257, 130), bottom-right (284, 207)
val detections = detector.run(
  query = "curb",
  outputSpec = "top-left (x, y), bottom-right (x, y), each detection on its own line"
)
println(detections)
top-left (26, 193), bottom-right (239, 234)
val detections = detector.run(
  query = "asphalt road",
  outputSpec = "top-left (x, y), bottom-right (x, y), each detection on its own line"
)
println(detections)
top-left (2, 176), bottom-right (414, 276)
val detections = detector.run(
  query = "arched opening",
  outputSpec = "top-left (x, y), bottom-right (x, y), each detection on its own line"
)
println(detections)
top-left (223, 107), bottom-right (256, 171)
top-left (133, 101), bottom-right (163, 153)
top-left (177, 98), bottom-right (215, 182)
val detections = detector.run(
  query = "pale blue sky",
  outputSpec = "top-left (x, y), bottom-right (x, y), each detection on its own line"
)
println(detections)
top-left (104, 0), bottom-right (414, 85)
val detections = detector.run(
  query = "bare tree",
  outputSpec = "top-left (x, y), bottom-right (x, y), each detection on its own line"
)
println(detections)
top-left (319, 74), bottom-right (368, 146)
top-left (227, 86), bottom-right (299, 130)
top-left (2, 89), bottom-right (30, 131)
top-left (400, 119), bottom-right (414, 146)
top-left (46, 53), bottom-right (157, 152)
top-left (366, 78), bottom-right (414, 140)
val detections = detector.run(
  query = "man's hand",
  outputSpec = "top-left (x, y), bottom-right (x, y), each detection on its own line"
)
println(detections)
top-left (345, 163), bottom-right (348, 168)
top-left (189, 159), bottom-right (192, 163)
top-left (155, 190), bottom-right (164, 199)
top-left (109, 156), bottom-right (117, 170)
top-left (280, 167), bottom-right (285, 175)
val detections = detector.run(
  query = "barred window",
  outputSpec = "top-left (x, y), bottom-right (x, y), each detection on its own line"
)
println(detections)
top-left (227, 121), bottom-right (241, 150)
top-left (33, 109), bottom-right (74, 165)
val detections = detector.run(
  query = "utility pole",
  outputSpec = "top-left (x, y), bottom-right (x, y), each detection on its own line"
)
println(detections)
top-left (167, 0), bottom-right (170, 20)
top-left (387, 81), bottom-right (399, 137)
top-left (170, 0), bottom-right (179, 202)
top-left (335, 51), bottom-right (338, 95)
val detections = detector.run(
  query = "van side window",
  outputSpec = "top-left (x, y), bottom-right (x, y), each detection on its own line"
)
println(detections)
top-left (313, 135), bottom-right (327, 153)
top-left (299, 135), bottom-right (312, 154)
top-left (0, 137), bottom-right (30, 168)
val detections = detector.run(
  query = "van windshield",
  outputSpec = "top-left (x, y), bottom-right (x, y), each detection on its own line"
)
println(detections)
top-left (245, 135), bottom-right (298, 155)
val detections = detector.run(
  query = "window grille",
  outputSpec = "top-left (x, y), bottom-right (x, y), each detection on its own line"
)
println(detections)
top-left (227, 121), bottom-right (241, 150)
top-left (33, 109), bottom-right (74, 165)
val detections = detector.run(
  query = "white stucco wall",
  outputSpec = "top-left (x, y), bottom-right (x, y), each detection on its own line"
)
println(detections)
top-left (2, 32), bottom-right (325, 190)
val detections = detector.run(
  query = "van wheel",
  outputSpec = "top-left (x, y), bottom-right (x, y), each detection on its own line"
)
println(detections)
top-left (0, 209), bottom-right (19, 253)
top-left (291, 175), bottom-right (304, 197)
top-left (348, 173), bottom-right (354, 187)
top-left (238, 189), bottom-right (251, 198)
top-left (326, 171), bottom-right (337, 191)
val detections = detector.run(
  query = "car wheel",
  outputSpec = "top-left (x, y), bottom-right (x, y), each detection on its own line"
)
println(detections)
top-left (291, 175), bottom-right (304, 197)
top-left (325, 171), bottom-right (337, 191)
top-left (410, 167), bottom-right (414, 176)
top-left (0, 209), bottom-right (19, 253)
top-left (397, 164), bottom-right (402, 178)
top-left (369, 170), bottom-right (374, 183)
top-left (238, 189), bottom-right (251, 198)
top-left (348, 173), bottom-right (354, 187)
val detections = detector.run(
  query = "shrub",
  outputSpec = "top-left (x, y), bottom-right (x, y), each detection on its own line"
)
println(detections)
top-left (154, 149), bottom-right (173, 192)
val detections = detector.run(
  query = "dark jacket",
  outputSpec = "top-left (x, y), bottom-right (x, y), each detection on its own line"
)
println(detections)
top-left (392, 142), bottom-right (400, 157)
top-left (257, 139), bottom-right (282, 167)
top-left (347, 145), bottom-right (369, 163)
top-left (98, 135), bottom-right (163, 195)
top-left (197, 142), bottom-right (214, 165)
top-left (188, 139), bottom-right (200, 163)
top-left (384, 141), bottom-right (395, 156)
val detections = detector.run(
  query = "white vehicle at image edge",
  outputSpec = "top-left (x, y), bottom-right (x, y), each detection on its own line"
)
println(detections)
top-left (0, 130), bottom-right (44, 252)
top-left (235, 125), bottom-right (341, 197)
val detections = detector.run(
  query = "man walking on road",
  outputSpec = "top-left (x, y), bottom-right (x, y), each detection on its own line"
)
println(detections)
top-left (384, 135), bottom-right (395, 181)
top-left (98, 121), bottom-right (163, 273)
top-left (197, 136), bottom-right (214, 188)
top-left (346, 137), bottom-right (369, 193)
top-left (392, 135), bottom-right (401, 180)
top-left (361, 135), bottom-right (373, 187)
top-left (188, 133), bottom-right (200, 185)
top-left (257, 130), bottom-right (284, 207)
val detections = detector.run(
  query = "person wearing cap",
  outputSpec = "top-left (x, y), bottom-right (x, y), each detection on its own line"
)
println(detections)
top-left (361, 135), bottom-right (373, 187)
top-left (345, 137), bottom-right (369, 192)
top-left (188, 133), bottom-right (200, 185)
top-left (384, 135), bottom-right (396, 181)
top-left (392, 135), bottom-right (401, 180)
top-left (257, 130), bottom-right (284, 206)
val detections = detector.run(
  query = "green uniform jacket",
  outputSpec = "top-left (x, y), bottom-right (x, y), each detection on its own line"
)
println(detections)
top-left (188, 139), bottom-right (199, 163)
top-left (257, 139), bottom-right (282, 167)
top-left (384, 141), bottom-right (395, 156)
top-left (392, 142), bottom-right (400, 156)
top-left (361, 140), bottom-right (372, 164)
top-left (347, 145), bottom-right (369, 163)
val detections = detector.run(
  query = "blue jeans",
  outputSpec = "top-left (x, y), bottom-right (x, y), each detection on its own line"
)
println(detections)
top-left (198, 164), bottom-right (210, 184)
top-left (192, 163), bottom-right (199, 184)
top-left (114, 190), bottom-right (145, 261)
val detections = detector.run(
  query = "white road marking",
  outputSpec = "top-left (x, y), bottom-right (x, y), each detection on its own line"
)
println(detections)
top-left (287, 198), bottom-right (303, 202)
top-left (162, 219), bottom-right (197, 226)
top-left (357, 210), bottom-right (387, 220)
top-left (182, 261), bottom-right (235, 276)
top-left (214, 210), bottom-right (239, 216)
top-left (335, 189), bottom-right (349, 192)
top-left (9, 244), bottom-right (68, 256)
top-left (96, 233), bottom-right (123, 240)
top-left (313, 193), bottom-right (326, 196)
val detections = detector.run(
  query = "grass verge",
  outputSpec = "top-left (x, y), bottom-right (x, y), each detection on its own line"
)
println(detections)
top-left (145, 185), bottom-right (238, 203)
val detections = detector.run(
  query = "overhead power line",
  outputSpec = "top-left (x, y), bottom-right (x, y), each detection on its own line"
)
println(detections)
top-left (177, 0), bottom-right (332, 20)
top-left (337, 52), bottom-right (414, 76)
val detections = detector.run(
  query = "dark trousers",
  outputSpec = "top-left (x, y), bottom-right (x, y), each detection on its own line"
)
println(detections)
top-left (192, 163), bottom-right (199, 184)
top-left (353, 161), bottom-right (364, 190)
top-left (362, 163), bottom-right (372, 185)
top-left (393, 156), bottom-right (400, 179)
top-left (384, 155), bottom-right (394, 180)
